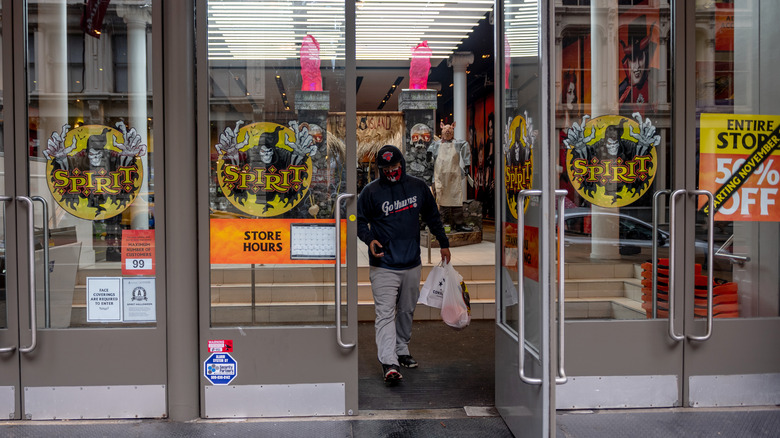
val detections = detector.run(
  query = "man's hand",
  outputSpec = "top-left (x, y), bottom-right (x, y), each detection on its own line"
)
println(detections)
top-left (369, 240), bottom-right (385, 258)
top-left (440, 248), bottom-right (451, 264)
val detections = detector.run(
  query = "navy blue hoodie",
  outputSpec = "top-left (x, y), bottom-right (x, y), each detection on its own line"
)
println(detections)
top-left (357, 145), bottom-right (449, 270)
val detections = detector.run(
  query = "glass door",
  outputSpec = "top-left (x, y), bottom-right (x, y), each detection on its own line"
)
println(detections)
top-left (0, 0), bottom-right (166, 420)
top-left (198, 0), bottom-right (358, 418)
top-left (496, 0), bottom-right (557, 435)
top-left (554, 0), bottom-right (685, 409)
top-left (685, 0), bottom-right (780, 408)
top-left (0, 0), bottom-right (21, 417)
top-left (554, 0), bottom-right (780, 411)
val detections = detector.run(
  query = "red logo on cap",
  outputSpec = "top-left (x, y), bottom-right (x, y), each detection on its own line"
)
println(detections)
top-left (382, 151), bottom-right (394, 162)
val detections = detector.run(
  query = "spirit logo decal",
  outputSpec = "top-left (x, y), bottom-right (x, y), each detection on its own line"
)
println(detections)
top-left (215, 121), bottom-right (315, 217)
top-left (504, 112), bottom-right (535, 219)
top-left (44, 123), bottom-right (146, 220)
top-left (564, 113), bottom-right (660, 208)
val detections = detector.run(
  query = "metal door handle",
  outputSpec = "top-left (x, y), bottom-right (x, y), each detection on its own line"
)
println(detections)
top-left (688, 190), bottom-right (714, 342)
top-left (334, 193), bottom-right (355, 349)
top-left (715, 234), bottom-right (750, 265)
top-left (554, 190), bottom-right (568, 384)
top-left (517, 190), bottom-right (542, 385)
top-left (652, 190), bottom-right (671, 319)
top-left (0, 196), bottom-right (14, 353)
top-left (17, 196), bottom-right (38, 353)
top-left (31, 197), bottom-right (51, 328)
top-left (667, 190), bottom-right (686, 341)
top-left (516, 190), bottom-right (569, 385)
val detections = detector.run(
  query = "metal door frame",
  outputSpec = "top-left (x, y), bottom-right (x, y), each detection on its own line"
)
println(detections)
top-left (494, 0), bottom-right (556, 435)
top-left (680, 0), bottom-right (780, 408)
top-left (552, 0), bottom-right (689, 411)
top-left (0, 0), bottom-right (170, 420)
top-left (0, 0), bottom-right (24, 420)
top-left (553, 0), bottom-right (780, 411)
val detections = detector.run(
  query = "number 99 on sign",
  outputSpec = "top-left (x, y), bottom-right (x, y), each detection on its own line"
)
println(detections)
top-left (126, 258), bottom-right (152, 270)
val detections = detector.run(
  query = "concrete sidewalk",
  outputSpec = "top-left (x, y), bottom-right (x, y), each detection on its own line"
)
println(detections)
top-left (0, 406), bottom-right (778, 437)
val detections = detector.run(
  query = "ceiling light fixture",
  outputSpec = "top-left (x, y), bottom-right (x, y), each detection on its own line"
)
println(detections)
top-left (207, 0), bottom-right (495, 61)
top-left (505, 1), bottom-right (539, 58)
top-left (377, 76), bottom-right (404, 110)
top-left (275, 75), bottom-right (291, 111)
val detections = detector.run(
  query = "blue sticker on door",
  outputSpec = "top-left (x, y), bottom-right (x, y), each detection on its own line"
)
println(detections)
top-left (204, 353), bottom-right (237, 385)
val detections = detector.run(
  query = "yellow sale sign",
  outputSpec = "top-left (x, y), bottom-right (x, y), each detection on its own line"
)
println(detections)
top-left (698, 113), bottom-right (780, 221)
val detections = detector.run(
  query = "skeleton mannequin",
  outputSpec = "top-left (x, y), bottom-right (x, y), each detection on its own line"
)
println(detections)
top-left (404, 123), bottom-right (434, 185)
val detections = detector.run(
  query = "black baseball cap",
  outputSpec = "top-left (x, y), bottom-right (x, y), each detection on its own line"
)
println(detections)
top-left (376, 145), bottom-right (403, 168)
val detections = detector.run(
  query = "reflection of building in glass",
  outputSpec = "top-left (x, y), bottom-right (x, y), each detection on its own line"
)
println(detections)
top-left (554, 2), bottom-right (672, 218)
top-left (27, 4), bottom-right (154, 264)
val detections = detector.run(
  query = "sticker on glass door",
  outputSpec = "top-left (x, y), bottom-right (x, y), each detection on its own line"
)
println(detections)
top-left (208, 340), bottom-right (234, 353)
top-left (215, 121), bottom-right (315, 217)
top-left (698, 113), bottom-right (780, 220)
top-left (87, 277), bottom-right (156, 323)
top-left (43, 122), bottom-right (147, 220)
top-left (564, 113), bottom-right (660, 207)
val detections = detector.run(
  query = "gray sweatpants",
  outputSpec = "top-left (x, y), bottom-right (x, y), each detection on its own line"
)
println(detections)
top-left (369, 265), bottom-right (422, 366)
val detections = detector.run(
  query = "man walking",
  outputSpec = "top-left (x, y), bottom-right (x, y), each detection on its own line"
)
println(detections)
top-left (357, 145), bottom-right (451, 384)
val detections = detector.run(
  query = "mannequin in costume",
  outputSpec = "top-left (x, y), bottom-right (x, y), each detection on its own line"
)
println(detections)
top-left (429, 121), bottom-right (472, 232)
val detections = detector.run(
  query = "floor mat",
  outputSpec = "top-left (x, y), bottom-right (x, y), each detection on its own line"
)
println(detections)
top-left (358, 319), bottom-right (495, 410)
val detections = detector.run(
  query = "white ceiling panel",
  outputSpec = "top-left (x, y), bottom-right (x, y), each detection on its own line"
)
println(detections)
top-left (208, 0), bottom-right (495, 61)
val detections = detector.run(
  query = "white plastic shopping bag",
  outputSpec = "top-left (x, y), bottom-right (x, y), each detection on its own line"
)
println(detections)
top-left (418, 262), bottom-right (446, 308)
top-left (440, 263), bottom-right (471, 329)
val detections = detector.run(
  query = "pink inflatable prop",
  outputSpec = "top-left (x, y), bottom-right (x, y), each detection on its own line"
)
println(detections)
top-left (409, 41), bottom-right (432, 90)
top-left (301, 34), bottom-right (322, 91)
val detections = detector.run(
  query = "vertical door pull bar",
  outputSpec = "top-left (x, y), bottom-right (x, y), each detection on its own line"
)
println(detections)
top-left (517, 190), bottom-right (542, 385)
top-left (334, 193), bottom-right (355, 349)
top-left (667, 190), bottom-right (686, 341)
top-left (0, 196), bottom-right (15, 353)
top-left (554, 190), bottom-right (568, 384)
top-left (17, 196), bottom-right (38, 353)
top-left (31, 196), bottom-right (51, 328)
top-left (688, 190), bottom-right (715, 341)
top-left (652, 190), bottom-right (671, 318)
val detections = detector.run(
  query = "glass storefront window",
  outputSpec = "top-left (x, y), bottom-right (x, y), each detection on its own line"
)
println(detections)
top-left (206, 0), bottom-right (496, 327)
top-left (207, 0), bottom-right (347, 326)
top-left (554, 0), bottom-right (673, 321)
top-left (28, 1), bottom-right (155, 328)
top-left (695, 0), bottom-right (780, 319)
top-left (500, 0), bottom-right (542, 344)
top-left (0, 3), bottom-right (5, 330)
